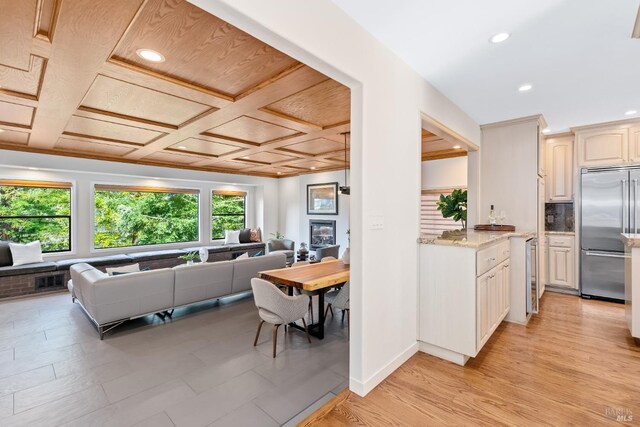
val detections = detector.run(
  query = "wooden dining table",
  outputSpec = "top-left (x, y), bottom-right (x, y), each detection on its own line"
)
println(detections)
top-left (259, 260), bottom-right (350, 339)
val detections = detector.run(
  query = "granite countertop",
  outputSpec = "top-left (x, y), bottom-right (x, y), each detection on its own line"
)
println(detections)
top-left (546, 231), bottom-right (575, 235)
top-left (418, 230), bottom-right (536, 249)
top-left (621, 234), bottom-right (640, 248)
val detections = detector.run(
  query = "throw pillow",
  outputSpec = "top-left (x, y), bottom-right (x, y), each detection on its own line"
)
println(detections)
top-left (0, 241), bottom-right (13, 267)
top-left (112, 267), bottom-right (150, 276)
top-left (106, 263), bottom-right (140, 276)
top-left (236, 252), bottom-right (249, 260)
top-left (252, 250), bottom-right (263, 257)
top-left (238, 228), bottom-right (252, 244)
top-left (249, 227), bottom-right (262, 242)
top-left (224, 230), bottom-right (240, 245)
top-left (9, 241), bottom-right (44, 266)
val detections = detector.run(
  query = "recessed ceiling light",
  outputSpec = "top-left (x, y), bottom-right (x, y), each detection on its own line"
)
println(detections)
top-left (28, 167), bottom-right (39, 171)
top-left (489, 32), bottom-right (510, 43)
top-left (452, 145), bottom-right (461, 149)
top-left (277, 172), bottom-right (282, 175)
top-left (177, 146), bottom-right (187, 150)
top-left (310, 166), bottom-right (316, 170)
top-left (242, 156), bottom-right (250, 160)
top-left (136, 49), bottom-right (165, 63)
top-left (518, 84), bottom-right (532, 92)
top-left (0, 129), bottom-right (4, 133)
top-left (625, 110), bottom-right (637, 116)
top-left (542, 128), bottom-right (551, 134)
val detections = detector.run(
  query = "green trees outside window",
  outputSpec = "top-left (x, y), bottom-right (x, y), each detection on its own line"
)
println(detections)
top-left (212, 193), bottom-right (246, 239)
top-left (94, 188), bottom-right (199, 249)
top-left (0, 185), bottom-right (72, 252)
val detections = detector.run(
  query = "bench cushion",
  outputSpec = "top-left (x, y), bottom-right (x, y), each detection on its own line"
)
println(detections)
top-left (55, 254), bottom-right (133, 271)
top-left (0, 262), bottom-right (57, 277)
top-left (182, 245), bottom-right (230, 254)
top-left (128, 249), bottom-right (186, 262)
top-left (228, 242), bottom-right (266, 251)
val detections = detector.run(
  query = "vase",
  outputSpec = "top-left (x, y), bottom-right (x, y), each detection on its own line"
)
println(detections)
top-left (342, 247), bottom-right (350, 265)
top-left (186, 260), bottom-right (194, 266)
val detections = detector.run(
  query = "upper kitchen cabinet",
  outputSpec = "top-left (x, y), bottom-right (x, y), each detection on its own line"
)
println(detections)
top-left (546, 135), bottom-right (573, 202)
top-left (576, 124), bottom-right (629, 167)
top-left (538, 119), bottom-right (547, 178)
top-left (628, 126), bottom-right (640, 163)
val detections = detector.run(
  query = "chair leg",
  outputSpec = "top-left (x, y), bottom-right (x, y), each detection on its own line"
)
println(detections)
top-left (329, 305), bottom-right (334, 317)
top-left (272, 324), bottom-right (280, 358)
top-left (302, 318), bottom-right (312, 344)
top-left (324, 303), bottom-right (333, 320)
top-left (253, 320), bottom-right (265, 346)
top-left (341, 309), bottom-right (346, 322)
top-left (308, 297), bottom-right (314, 324)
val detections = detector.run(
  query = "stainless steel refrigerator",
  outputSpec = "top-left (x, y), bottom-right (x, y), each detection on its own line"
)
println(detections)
top-left (580, 167), bottom-right (640, 301)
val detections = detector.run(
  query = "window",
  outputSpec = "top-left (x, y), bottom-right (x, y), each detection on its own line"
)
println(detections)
top-left (0, 180), bottom-right (72, 252)
top-left (94, 185), bottom-right (199, 249)
top-left (212, 191), bottom-right (246, 239)
top-left (420, 189), bottom-right (467, 235)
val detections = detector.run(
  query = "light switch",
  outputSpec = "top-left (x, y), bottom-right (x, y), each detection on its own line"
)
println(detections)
top-left (369, 215), bottom-right (384, 230)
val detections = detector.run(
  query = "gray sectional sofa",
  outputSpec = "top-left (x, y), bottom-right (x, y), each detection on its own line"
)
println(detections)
top-left (0, 241), bottom-right (265, 299)
top-left (69, 252), bottom-right (286, 339)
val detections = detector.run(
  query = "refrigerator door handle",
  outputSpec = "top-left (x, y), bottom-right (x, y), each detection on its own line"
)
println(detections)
top-left (585, 251), bottom-right (630, 259)
top-left (634, 179), bottom-right (638, 235)
top-left (622, 179), bottom-right (627, 234)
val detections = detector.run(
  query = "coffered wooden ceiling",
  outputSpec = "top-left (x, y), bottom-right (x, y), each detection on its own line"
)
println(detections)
top-left (421, 129), bottom-right (467, 161)
top-left (0, 0), bottom-right (353, 178)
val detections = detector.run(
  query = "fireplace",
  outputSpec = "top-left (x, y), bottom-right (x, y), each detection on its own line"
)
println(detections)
top-left (309, 220), bottom-right (336, 250)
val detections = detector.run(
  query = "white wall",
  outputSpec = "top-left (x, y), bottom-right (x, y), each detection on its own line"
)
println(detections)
top-left (421, 157), bottom-right (468, 190)
top-left (0, 151), bottom-right (279, 260)
top-left (190, 0), bottom-right (481, 395)
top-left (278, 170), bottom-right (350, 256)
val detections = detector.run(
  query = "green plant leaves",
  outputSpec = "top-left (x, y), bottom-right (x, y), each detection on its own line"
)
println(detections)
top-left (436, 189), bottom-right (467, 228)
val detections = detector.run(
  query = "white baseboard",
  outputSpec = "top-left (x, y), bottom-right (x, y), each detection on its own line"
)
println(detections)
top-left (418, 341), bottom-right (469, 366)
top-left (349, 341), bottom-right (418, 397)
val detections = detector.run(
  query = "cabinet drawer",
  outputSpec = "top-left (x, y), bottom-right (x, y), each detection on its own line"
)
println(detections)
top-left (548, 235), bottom-right (574, 248)
top-left (477, 240), bottom-right (511, 276)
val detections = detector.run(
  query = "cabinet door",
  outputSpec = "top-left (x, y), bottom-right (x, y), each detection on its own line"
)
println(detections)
top-left (577, 128), bottom-right (628, 167)
top-left (629, 126), bottom-right (640, 163)
top-left (547, 138), bottom-right (573, 201)
top-left (490, 267), bottom-right (502, 332)
top-left (538, 127), bottom-right (546, 177)
top-left (476, 273), bottom-right (490, 350)
top-left (502, 262), bottom-right (511, 318)
top-left (549, 246), bottom-right (574, 288)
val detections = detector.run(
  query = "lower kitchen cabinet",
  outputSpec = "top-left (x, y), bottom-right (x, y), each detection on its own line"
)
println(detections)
top-left (547, 235), bottom-right (576, 289)
top-left (477, 260), bottom-right (511, 350)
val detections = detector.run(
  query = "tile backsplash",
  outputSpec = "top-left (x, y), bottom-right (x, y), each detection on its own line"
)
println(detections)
top-left (545, 203), bottom-right (574, 232)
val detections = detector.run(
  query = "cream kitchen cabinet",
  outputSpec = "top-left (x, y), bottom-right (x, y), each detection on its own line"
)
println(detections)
top-left (628, 126), bottom-right (640, 163)
top-left (576, 126), bottom-right (628, 167)
top-left (477, 259), bottom-right (511, 351)
top-left (547, 235), bottom-right (576, 289)
top-left (546, 136), bottom-right (573, 202)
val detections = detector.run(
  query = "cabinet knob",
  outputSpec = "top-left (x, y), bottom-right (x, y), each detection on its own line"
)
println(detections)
top-left (487, 257), bottom-right (496, 262)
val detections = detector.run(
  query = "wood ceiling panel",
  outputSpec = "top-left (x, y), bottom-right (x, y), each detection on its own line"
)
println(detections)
top-left (0, 129), bottom-right (30, 145)
top-left (80, 75), bottom-right (214, 127)
top-left (288, 159), bottom-right (336, 170)
top-left (235, 151), bottom-right (299, 164)
top-left (35, 0), bottom-right (62, 42)
top-left (265, 79), bottom-right (350, 127)
top-left (280, 138), bottom-right (346, 155)
top-left (55, 137), bottom-right (136, 156)
top-left (0, 55), bottom-right (46, 99)
top-left (144, 150), bottom-right (208, 165)
top-left (64, 115), bottom-right (164, 145)
top-left (0, 0), bottom-right (35, 70)
top-left (169, 138), bottom-right (240, 156)
top-left (0, 101), bottom-right (35, 127)
top-left (110, 0), bottom-right (300, 98)
top-left (422, 137), bottom-right (465, 153)
top-left (206, 160), bottom-right (253, 171)
top-left (207, 116), bottom-right (298, 144)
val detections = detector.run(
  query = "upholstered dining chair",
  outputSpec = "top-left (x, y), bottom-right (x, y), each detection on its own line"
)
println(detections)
top-left (315, 244), bottom-right (340, 261)
top-left (251, 278), bottom-right (311, 357)
top-left (324, 281), bottom-right (350, 338)
top-left (320, 256), bottom-right (337, 262)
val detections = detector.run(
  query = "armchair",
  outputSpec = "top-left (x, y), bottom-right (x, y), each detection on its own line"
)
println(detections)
top-left (267, 239), bottom-right (295, 265)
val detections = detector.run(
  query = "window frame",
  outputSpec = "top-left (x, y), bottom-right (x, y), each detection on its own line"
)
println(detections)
top-left (0, 180), bottom-right (73, 254)
top-left (211, 190), bottom-right (247, 240)
top-left (420, 187), bottom-right (468, 236)
top-left (91, 183), bottom-right (201, 251)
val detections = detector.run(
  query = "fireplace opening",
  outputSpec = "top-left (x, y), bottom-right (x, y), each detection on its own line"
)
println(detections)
top-left (309, 220), bottom-right (337, 250)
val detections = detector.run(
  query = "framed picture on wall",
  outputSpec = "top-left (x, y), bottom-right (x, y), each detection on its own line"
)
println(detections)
top-left (307, 182), bottom-right (339, 215)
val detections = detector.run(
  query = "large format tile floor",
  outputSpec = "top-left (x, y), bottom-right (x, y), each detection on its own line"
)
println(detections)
top-left (0, 290), bottom-right (349, 426)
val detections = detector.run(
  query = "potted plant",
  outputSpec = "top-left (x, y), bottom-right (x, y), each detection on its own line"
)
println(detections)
top-left (270, 231), bottom-right (285, 239)
top-left (179, 251), bottom-right (200, 265)
top-left (436, 189), bottom-right (467, 230)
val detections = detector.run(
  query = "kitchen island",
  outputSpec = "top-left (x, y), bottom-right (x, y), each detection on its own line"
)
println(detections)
top-left (621, 234), bottom-right (640, 343)
top-left (418, 230), bottom-right (535, 365)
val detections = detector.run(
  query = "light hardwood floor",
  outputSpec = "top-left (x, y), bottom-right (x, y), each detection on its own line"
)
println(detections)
top-left (309, 292), bottom-right (640, 426)
top-left (0, 291), bottom-right (349, 426)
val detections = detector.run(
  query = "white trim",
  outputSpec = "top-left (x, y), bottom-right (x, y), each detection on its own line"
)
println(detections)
top-left (349, 341), bottom-right (418, 397)
top-left (418, 341), bottom-right (470, 366)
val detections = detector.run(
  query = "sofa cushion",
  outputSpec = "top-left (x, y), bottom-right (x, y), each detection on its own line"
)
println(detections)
top-left (0, 262), bottom-right (57, 277)
top-left (128, 249), bottom-right (186, 263)
top-left (238, 228), bottom-right (252, 243)
top-left (173, 260), bottom-right (234, 306)
top-left (0, 241), bottom-right (13, 267)
top-left (55, 254), bottom-right (133, 271)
